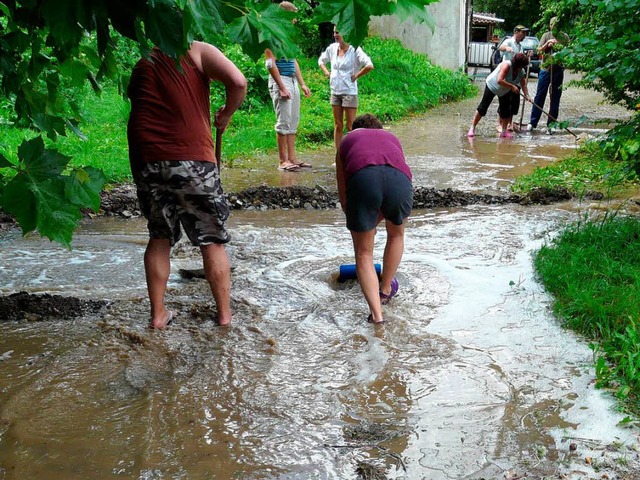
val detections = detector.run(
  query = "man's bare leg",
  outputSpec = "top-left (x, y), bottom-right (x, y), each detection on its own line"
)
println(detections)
top-left (144, 238), bottom-right (173, 329)
top-left (201, 243), bottom-right (232, 326)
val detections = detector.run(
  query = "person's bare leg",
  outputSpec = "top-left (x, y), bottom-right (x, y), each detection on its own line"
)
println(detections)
top-left (380, 220), bottom-right (406, 295)
top-left (201, 243), bottom-right (232, 326)
top-left (351, 229), bottom-right (384, 323)
top-left (332, 105), bottom-right (345, 152)
top-left (344, 107), bottom-right (357, 133)
top-left (499, 116), bottom-right (511, 136)
top-left (144, 238), bottom-right (173, 329)
top-left (468, 111), bottom-right (483, 136)
top-left (286, 133), bottom-right (297, 164)
top-left (276, 133), bottom-right (293, 168)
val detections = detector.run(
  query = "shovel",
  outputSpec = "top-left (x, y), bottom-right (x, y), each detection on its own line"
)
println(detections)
top-left (517, 61), bottom-right (531, 129)
top-left (215, 128), bottom-right (222, 167)
top-left (520, 90), bottom-right (577, 139)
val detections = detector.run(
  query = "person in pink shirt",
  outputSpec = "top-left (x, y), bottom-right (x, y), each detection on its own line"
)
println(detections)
top-left (336, 114), bottom-right (413, 325)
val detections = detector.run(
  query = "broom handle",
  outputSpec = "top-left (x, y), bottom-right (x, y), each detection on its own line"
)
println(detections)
top-left (520, 90), bottom-right (577, 138)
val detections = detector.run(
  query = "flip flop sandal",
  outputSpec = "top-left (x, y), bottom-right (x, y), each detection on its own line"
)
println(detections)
top-left (367, 314), bottom-right (385, 325)
top-left (278, 164), bottom-right (301, 172)
top-left (294, 162), bottom-right (312, 168)
top-left (149, 311), bottom-right (174, 330)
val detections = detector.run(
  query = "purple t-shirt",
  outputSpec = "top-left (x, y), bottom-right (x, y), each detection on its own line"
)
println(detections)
top-left (339, 129), bottom-right (412, 182)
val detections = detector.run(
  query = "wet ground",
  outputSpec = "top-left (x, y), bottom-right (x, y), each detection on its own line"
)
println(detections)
top-left (1, 73), bottom-right (640, 479)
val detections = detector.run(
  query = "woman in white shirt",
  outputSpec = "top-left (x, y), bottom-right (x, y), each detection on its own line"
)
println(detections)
top-left (318, 26), bottom-right (374, 151)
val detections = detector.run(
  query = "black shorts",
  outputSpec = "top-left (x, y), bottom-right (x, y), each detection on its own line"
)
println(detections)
top-left (477, 86), bottom-right (519, 118)
top-left (345, 165), bottom-right (413, 232)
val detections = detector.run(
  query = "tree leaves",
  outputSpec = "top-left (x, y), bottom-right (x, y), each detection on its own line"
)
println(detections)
top-left (227, 3), bottom-right (300, 60)
top-left (145, 0), bottom-right (188, 58)
top-left (313, 0), bottom-right (434, 48)
top-left (390, 0), bottom-right (437, 32)
top-left (313, 0), bottom-right (376, 48)
top-left (183, 0), bottom-right (228, 44)
top-left (0, 137), bottom-right (106, 248)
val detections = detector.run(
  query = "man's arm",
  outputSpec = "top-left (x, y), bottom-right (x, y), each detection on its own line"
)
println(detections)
top-left (499, 38), bottom-right (514, 53)
top-left (188, 41), bottom-right (247, 132)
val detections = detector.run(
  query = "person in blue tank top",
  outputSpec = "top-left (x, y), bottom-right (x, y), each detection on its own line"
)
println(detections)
top-left (265, 1), bottom-right (312, 172)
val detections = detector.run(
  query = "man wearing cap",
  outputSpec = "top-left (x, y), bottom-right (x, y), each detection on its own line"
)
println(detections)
top-left (497, 25), bottom-right (529, 132)
top-left (500, 25), bottom-right (529, 61)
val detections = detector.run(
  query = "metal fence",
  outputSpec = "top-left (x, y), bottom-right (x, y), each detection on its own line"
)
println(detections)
top-left (468, 42), bottom-right (495, 67)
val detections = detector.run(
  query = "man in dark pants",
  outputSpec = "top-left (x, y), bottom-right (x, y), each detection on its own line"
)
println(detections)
top-left (127, 41), bottom-right (247, 329)
top-left (527, 17), bottom-right (570, 133)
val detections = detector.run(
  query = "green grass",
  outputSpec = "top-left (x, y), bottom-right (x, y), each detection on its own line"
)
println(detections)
top-left (512, 142), bottom-right (640, 198)
top-left (535, 213), bottom-right (640, 417)
top-left (0, 37), bottom-right (477, 183)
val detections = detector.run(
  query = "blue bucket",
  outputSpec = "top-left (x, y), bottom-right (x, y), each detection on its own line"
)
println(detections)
top-left (338, 263), bottom-right (382, 282)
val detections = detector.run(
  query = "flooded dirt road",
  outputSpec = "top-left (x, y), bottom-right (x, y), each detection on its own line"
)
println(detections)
top-left (1, 74), bottom-right (639, 479)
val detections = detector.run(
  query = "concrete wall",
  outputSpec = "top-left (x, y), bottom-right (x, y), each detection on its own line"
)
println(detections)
top-left (368, 0), bottom-right (468, 71)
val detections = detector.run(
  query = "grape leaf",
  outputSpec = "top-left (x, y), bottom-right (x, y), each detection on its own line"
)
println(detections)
top-left (145, 0), bottom-right (187, 58)
top-left (33, 177), bottom-right (82, 248)
top-left (64, 167), bottom-right (106, 212)
top-left (17, 137), bottom-right (71, 181)
top-left (1, 174), bottom-right (37, 234)
top-left (227, 5), bottom-right (300, 60)
top-left (313, 0), bottom-right (375, 48)
top-left (390, 0), bottom-right (436, 30)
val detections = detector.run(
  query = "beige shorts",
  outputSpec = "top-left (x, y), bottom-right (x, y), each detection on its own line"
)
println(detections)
top-left (330, 94), bottom-right (358, 108)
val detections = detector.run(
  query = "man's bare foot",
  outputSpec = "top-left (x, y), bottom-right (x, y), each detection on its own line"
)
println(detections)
top-left (149, 311), bottom-right (174, 329)
top-left (216, 316), bottom-right (232, 327)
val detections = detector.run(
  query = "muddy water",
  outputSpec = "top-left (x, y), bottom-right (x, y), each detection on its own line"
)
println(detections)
top-left (1, 76), bottom-right (638, 479)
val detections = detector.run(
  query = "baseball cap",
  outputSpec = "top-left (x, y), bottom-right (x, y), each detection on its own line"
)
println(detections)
top-left (514, 25), bottom-right (529, 32)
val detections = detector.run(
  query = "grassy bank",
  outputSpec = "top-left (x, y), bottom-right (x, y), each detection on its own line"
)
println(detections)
top-left (521, 118), bottom-right (640, 417)
top-left (534, 213), bottom-right (640, 417)
top-left (0, 37), bottom-right (476, 184)
top-left (512, 143), bottom-right (639, 197)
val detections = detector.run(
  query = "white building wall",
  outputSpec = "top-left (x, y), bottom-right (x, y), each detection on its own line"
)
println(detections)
top-left (368, 0), bottom-right (468, 71)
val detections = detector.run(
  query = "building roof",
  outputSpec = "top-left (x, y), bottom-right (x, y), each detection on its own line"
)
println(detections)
top-left (472, 12), bottom-right (505, 25)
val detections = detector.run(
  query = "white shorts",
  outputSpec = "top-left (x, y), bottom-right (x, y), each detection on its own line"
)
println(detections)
top-left (268, 76), bottom-right (300, 135)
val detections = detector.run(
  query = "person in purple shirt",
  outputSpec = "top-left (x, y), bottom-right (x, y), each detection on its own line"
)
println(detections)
top-left (336, 114), bottom-right (413, 325)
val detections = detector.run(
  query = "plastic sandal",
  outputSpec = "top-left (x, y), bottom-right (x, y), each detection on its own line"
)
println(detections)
top-left (379, 277), bottom-right (399, 305)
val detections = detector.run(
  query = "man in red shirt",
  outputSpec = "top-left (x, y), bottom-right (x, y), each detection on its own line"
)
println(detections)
top-left (127, 41), bottom-right (247, 328)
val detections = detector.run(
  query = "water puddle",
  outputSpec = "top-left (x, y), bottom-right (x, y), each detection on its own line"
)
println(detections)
top-left (1, 76), bottom-right (638, 479)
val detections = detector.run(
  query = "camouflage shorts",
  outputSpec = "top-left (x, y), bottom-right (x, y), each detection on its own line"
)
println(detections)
top-left (133, 160), bottom-right (230, 246)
